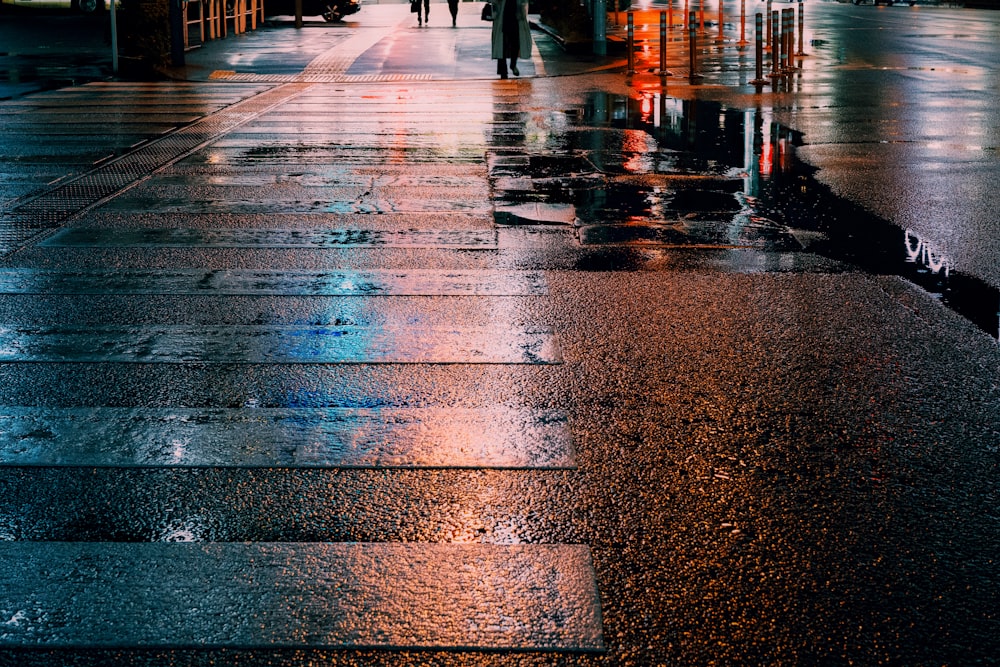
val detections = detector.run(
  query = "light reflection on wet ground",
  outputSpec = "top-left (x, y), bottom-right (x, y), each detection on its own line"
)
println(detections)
top-left (1, 6), bottom-right (998, 661)
top-left (0, 406), bottom-right (573, 468)
top-left (492, 89), bottom-right (999, 338)
top-left (0, 542), bottom-right (604, 650)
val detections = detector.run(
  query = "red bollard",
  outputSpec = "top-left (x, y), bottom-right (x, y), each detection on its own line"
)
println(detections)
top-left (739, 0), bottom-right (748, 47)
top-left (718, 0), bottom-right (723, 42)
top-left (765, 0), bottom-right (772, 51)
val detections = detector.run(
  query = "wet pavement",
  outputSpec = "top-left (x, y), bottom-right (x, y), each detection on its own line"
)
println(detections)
top-left (0, 1), bottom-right (999, 665)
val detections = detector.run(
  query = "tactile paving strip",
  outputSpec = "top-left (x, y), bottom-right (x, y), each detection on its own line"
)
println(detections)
top-left (0, 82), bottom-right (315, 256)
top-left (209, 72), bottom-right (435, 83)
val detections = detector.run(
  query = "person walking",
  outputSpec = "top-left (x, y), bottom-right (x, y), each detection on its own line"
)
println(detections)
top-left (414, 0), bottom-right (429, 25)
top-left (447, 0), bottom-right (459, 26)
top-left (490, 0), bottom-right (531, 79)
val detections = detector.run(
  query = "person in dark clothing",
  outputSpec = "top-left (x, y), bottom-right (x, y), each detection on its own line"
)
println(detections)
top-left (489, 0), bottom-right (530, 78)
top-left (447, 0), bottom-right (459, 26)
top-left (415, 0), bottom-right (429, 25)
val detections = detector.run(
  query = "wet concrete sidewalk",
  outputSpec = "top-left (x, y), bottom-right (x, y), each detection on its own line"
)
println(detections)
top-left (0, 1), bottom-right (998, 665)
top-left (164, 1), bottom-right (619, 82)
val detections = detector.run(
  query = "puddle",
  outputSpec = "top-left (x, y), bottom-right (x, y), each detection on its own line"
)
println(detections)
top-left (740, 109), bottom-right (1000, 339)
top-left (492, 91), bottom-right (999, 340)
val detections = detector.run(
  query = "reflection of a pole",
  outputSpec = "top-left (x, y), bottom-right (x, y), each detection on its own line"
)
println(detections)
top-left (750, 109), bottom-right (765, 196)
top-left (627, 12), bottom-right (636, 74)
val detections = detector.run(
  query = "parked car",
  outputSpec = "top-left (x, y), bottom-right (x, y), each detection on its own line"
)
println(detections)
top-left (265, 0), bottom-right (360, 21)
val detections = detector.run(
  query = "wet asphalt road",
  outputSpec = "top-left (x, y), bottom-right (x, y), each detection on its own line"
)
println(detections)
top-left (0, 1), bottom-right (999, 665)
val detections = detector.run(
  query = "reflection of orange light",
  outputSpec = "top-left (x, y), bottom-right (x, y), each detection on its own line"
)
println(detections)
top-left (759, 143), bottom-right (772, 176)
top-left (641, 96), bottom-right (652, 117)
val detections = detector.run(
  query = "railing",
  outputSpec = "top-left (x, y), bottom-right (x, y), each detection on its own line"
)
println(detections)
top-left (182, 0), bottom-right (264, 50)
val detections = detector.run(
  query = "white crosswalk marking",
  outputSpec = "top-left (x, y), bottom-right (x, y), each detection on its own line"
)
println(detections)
top-left (0, 16), bottom-right (603, 652)
top-left (0, 543), bottom-right (604, 651)
top-left (0, 407), bottom-right (574, 468)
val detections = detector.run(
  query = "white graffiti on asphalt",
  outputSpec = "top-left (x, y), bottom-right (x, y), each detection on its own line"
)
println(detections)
top-left (904, 229), bottom-right (951, 278)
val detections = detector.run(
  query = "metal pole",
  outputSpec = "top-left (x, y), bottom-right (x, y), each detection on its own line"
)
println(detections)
top-left (169, 0), bottom-right (185, 67)
top-left (668, 0), bottom-right (673, 31)
top-left (787, 7), bottom-right (795, 66)
top-left (750, 12), bottom-right (766, 86)
top-left (765, 0), bottom-right (772, 50)
top-left (660, 11), bottom-right (668, 75)
top-left (781, 8), bottom-right (791, 72)
top-left (718, 0), bottom-right (723, 42)
top-left (109, 0), bottom-right (118, 74)
top-left (739, 0), bottom-right (748, 47)
top-left (688, 10), bottom-right (702, 78)
top-left (627, 11), bottom-right (635, 74)
top-left (770, 10), bottom-right (779, 77)
top-left (698, 0), bottom-right (705, 34)
top-left (595, 0), bottom-right (607, 56)
top-left (797, 0), bottom-right (806, 55)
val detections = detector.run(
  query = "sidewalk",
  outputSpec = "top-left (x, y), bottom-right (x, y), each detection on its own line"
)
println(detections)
top-left (164, 1), bottom-right (622, 82)
top-left (0, 2), bottom-right (998, 665)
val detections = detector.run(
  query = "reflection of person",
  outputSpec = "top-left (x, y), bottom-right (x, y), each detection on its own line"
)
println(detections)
top-left (447, 0), bottom-right (459, 26)
top-left (490, 0), bottom-right (531, 79)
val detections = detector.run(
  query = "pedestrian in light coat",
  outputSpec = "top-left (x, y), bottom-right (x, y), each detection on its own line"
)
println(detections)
top-left (490, 0), bottom-right (531, 79)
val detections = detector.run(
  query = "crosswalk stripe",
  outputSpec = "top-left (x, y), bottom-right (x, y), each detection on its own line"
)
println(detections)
top-left (0, 407), bottom-right (573, 469)
top-left (0, 269), bottom-right (547, 296)
top-left (41, 228), bottom-right (497, 249)
top-left (0, 542), bottom-right (605, 651)
top-left (0, 325), bottom-right (561, 364)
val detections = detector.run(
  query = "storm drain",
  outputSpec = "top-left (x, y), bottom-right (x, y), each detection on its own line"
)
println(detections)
top-left (0, 82), bottom-right (315, 255)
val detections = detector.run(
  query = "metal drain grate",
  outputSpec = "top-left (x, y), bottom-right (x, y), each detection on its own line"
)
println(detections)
top-left (0, 82), bottom-right (315, 256)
